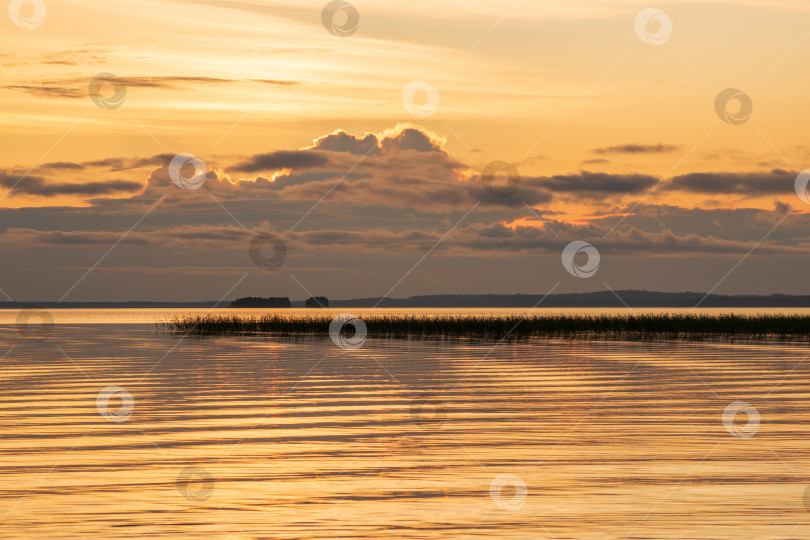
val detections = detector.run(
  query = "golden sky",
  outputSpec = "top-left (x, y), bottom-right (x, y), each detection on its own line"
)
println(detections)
top-left (2, 0), bottom-right (810, 300)
top-left (4, 0), bottom-right (809, 171)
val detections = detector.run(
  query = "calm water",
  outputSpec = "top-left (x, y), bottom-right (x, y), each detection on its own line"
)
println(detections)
top-left (1, 310), bottom-right (810, 538)
top-left (4, 306), bottom-right (810, 325)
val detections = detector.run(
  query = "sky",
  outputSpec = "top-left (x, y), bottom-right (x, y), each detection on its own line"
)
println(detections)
top-left (2, 0), bottom-right (810, 301)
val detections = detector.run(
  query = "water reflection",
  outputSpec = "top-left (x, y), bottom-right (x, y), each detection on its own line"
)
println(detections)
top-left (0, 324), bottom-right (808, 538)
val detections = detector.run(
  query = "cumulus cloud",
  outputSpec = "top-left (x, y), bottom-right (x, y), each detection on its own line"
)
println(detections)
top-left (309, 130), bottom-right (381, 155)
top-left (7, 128), bottom-right (803, 217)
top-left (307, 126), bottom-right (445, 155)
top-left (131, 124), bottom-right (545, 210)
top-left (379, 127), bottom-right (445, 153)
top-left (3, 125), bottom-right (806, 287)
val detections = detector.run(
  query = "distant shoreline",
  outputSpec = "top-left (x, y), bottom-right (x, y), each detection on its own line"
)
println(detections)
top-left (5, 290), bottom-right (810, 309)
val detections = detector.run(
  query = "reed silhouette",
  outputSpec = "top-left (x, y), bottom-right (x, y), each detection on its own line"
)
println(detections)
top-left (162, 313), bottom-right (810, 340)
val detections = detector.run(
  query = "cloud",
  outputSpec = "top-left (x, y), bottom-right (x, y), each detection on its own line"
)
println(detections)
top-left (583, 203), bottom-right (804, 246)
top-left (593, 143), bottom-right (680, 154)
top-left (3, 116), bottom-right (810, 302)
top-left (3, 76), bottom-right (300, 99)
top-left (6, 126), bottom-right (806, 269)
top-left (310, 130), bottom-right (382, 156)
top-left (0, 173), bottom-right (142, 198)
top-left (2, 47), bottom-right (110, 68)
top-left (3, 217), bottom-right (803, 258)
top-left (4, 84), bottom-right (86, 99)
top-left (248, 79), bottom-right (301, 87)
top-left (665, 169), bottom-right (795, 195)
top-left (26, 126), bottom-right (800, 220)
top-left (380, 127), bottom-right (445, 153)
top-left (32, 155), bottom-right (171, 174)
top-left (308, 126), bottom-right (445, 156)
top-left (133, 125), bottom-right (545, 210)
top-left (581, 158), bottom-right (609, 165)
top-left (233, 150), bottom-right (331, 172)
top-left (40, 162), bottom-right (85, 170)
top-left (534, 171), bottom-right (657, 195)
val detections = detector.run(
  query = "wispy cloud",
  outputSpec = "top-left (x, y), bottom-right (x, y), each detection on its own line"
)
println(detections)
top-left (3, 76), bottom-right (300, 99)
top-left (593, 144), bottom-right (681, 155)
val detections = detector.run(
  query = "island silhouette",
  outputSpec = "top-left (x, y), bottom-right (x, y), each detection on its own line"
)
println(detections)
top-left (6, 290), bottom-right (810, 309)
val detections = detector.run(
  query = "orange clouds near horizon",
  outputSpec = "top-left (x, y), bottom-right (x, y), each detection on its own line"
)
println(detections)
top-left (2, 0), bottom-right (810, 300)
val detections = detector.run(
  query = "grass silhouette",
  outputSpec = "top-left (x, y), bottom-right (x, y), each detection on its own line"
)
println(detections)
top-left (161, 313), bottom-right (810, 341)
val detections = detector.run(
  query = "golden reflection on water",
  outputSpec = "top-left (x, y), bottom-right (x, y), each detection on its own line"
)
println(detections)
top-left (4, 307), bottom-right (810, 325)
top-left (0, 320), bottom-right (809, 538)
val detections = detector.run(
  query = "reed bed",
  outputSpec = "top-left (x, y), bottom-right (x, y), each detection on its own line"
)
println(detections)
top-left (160, 313), bottom-right (810, 341)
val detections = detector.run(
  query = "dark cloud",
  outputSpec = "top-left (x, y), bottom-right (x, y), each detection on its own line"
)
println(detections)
top-left (586, 203), bottom-right (806, 246)
top-left (29, 156), bottom-right (168, 176)
top-left (5, 217), bottom-right (802, 258)
top-left (33, 180), bottom-right (143, 197)
top-left (593, 143), bottom-right (680, 154)
top-left (5, 229), bottom-right (151, 247)
top-left (4, 84), bottom-right (86, 99)
top-left (0, 173), bottom-right (142, 198)
top-left (665, 169), bottom-right (795, 195)
top-left (41, 162), bottom-right (85, 170)
top-left (5, 121), bottom-right (810, 300)
top-left (134, 125), bottom-right (530, 211)
top-left (3, 126), bottom-right (805, 286)
top-left (534, 171), bottom-right (657, 195)
top-left (233, 150), bottom-right (331, 172)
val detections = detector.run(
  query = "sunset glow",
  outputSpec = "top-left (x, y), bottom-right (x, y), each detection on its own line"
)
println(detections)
top-left (2, 0), bottom-right (810, 300)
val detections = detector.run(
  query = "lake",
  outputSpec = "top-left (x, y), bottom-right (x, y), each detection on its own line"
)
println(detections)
top-left (1, 309), bottom-right (809, 538)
